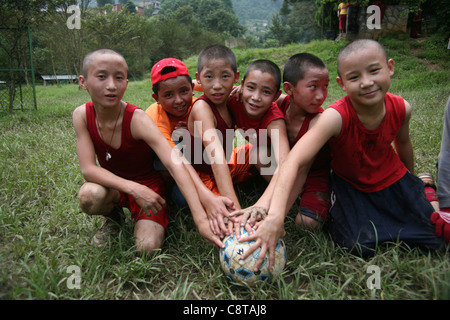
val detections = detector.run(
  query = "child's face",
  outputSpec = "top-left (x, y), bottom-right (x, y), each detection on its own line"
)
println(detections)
top-left (196, 59), bottom-right (239, 106)
top-left (153, 76), bottom-right (193, 118)
top-left (336, 45), bottom-right (394, 110)
top-left (79, 53), bottom-right (128, 109)
top-left (285, 67), bottom-right (329, 115)
top-left (241, 70), bottom-right (281, 120)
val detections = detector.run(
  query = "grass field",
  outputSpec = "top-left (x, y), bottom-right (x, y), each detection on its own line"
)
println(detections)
top-left (0, 36), bottom-right (449, 302)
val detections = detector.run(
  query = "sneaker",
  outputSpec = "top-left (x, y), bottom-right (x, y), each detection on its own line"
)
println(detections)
top-left (418, 172), bottom-right (436, 189)
top-left (91, 206), bottom-right (125, 247)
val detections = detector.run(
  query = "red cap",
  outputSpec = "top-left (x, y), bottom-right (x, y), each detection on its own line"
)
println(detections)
top-left (151, 58), bottom-right (190, 86)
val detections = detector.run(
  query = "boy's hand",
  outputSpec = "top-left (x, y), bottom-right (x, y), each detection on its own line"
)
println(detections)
top-left (203, 195), bottom-right (236, 237)
top-left (229, 85), bottom-right (243, 101)
top-left (237, 214), bottom-right (285, 272)
top-left (132, 183), bottom-right (166, 216)
top-left (197, 218), bottom-right (225, 249)
top-left (173, 121), bottom-right (187, 131)
top-left (229, 205), bottom-right (267, 235)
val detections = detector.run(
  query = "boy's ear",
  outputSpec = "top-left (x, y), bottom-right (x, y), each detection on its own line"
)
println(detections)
top-left (387, 58), bottom-right (395, 77)
top-left (78, 75), bottom-right (87, 90)
top-left (336, 76), bottom-right (346, 91)
top-left (195, 72), bottom-right (200, 83)
top-left (283, 81), bottom-right (293, 95)
top-left (234, 70), bottom-right (240, 83)
top-left (152, 93), bottom-right (158, 102)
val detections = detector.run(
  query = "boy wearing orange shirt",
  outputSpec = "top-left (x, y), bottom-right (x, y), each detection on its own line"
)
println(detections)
top-left (146, 58), bottom-right (235, 238)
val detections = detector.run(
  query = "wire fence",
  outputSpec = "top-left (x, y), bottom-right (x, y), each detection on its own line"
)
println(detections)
top-left (0, 25), bottom-right (37, 114)
top-left (0, 70), bottom-right (36, 113)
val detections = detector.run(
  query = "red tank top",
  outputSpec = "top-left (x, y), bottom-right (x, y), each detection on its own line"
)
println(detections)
top-left (187, 95), bottom-right (235, 173)
top-left (279, 96), bottom-right (331, 192)
top-left (229, 95), bottom-right (284, 146)
top-left (86, 101), bottom-right (159, 181)
top-left (228, 95), bottom-right (284, 132)
top-left (329, 93), bottom-right (407, 192)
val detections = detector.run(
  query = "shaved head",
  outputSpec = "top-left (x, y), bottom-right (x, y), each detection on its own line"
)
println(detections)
top-left (197, 44), bottom-right (237, 74)
top-left (82, 49), bottom-right (128, 77)
top-left (337, 39), bottom-right (388, 78)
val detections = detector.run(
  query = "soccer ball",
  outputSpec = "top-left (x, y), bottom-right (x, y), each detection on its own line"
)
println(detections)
top-left (219, 228), bottom-right (286, 286)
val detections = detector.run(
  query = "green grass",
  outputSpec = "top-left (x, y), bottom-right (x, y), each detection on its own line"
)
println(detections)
top-left (0, 36), bottom-right (449, 301)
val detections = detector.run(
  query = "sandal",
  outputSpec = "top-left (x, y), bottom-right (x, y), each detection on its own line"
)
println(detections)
top-left (91, 206), bottom-right (125, 247)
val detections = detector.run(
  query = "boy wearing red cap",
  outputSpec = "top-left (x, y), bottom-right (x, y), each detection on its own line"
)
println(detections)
top-left (146, 58), bottom-right (236, 238)
top-left (146, 58), bottom-right (195, 149)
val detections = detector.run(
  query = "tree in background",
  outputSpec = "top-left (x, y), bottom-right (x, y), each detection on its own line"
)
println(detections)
top-left (124, 0), bottom-right (137, 13)
top-left (265, 0), bottom-right (321, 46)
top-left (82, 7), bottom-right (155, 79)
top-left (30, 0), bottom-right (233, 81)
top-left (159, 0), bottom-right (245, 38)
top-left (35, 0), bottom-right (92, 79)
top-left (0, 0), bottom-right (58, 112)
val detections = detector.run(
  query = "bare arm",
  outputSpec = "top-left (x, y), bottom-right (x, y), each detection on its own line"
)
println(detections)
top-left (131, 109), bottom-right (224, 248)
top-left (145, 104), bottom-right (235, 236)
top-left (230, 119), bottom-right (291, 230)
top-left (182, 153), bottom-right (236, 237)
top-left (189, 100), bottom-right (241, 209)
top-left (241, 108), bottom-right (342, 271)
top-left (394, 99), bottom-right (414, 174)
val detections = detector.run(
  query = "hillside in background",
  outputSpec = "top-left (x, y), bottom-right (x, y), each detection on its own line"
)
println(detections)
top-left (231, 0), bottom-right (281, 38)
top-left (231, 0), bottom-right (281, 23)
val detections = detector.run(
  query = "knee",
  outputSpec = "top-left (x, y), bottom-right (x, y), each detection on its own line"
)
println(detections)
top-left (135, 236), bottom-right (163, 256)
top-left (296, 213), bottom-right (320, 229)
top-left (78, 183), bottom-right (111, 215)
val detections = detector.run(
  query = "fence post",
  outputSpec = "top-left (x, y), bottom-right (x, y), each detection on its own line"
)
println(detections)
top-left (26, 24), bottom-right (37, 110)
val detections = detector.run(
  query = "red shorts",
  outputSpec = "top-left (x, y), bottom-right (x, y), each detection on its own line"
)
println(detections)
top-left (198, 143), bottom-right (256, 195)
top-left (299, 172), bottom-right (331, 222)
top-left (117, 177), bottom-right (168, 228)
top-left (299, 191), bottom-right (330, 222)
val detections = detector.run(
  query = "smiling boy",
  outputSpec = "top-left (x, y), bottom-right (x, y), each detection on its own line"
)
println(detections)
top-left (231, 55), bottom-right (331, 231)
top-left (145, 58), bottom-right (235, 238)
top-left (187, 45), bottom-right (255, 235)
top-left (239, 39), bottom-right (446, 270)
top-left (229, 60), bottom-right (289, 170)
top-left (226, 60), bottom-right (290, 231)
top-left (73, 49), bottom-right (224, 253)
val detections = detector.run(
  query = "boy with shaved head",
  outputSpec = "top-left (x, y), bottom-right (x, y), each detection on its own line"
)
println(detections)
top-left (73, 49), bottom-right (225, 254)
top-left (238, 40), bottom-right (446, 270)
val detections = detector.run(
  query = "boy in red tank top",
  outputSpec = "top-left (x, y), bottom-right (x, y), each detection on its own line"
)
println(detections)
top-left (228, 59), bottom-right (289, 177)
top-left (231, 54), bottom-right (331, 233)
top-left (227, 60), bottom-right (294, 233)
top-left (73, 49), bottom-right (225, 254)
top-left (188, 45), bottom-right (255, 236)
top-left (277, 53), bottom-right (331, 229)
top-left (237, 40), bottom-right (446, 271)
